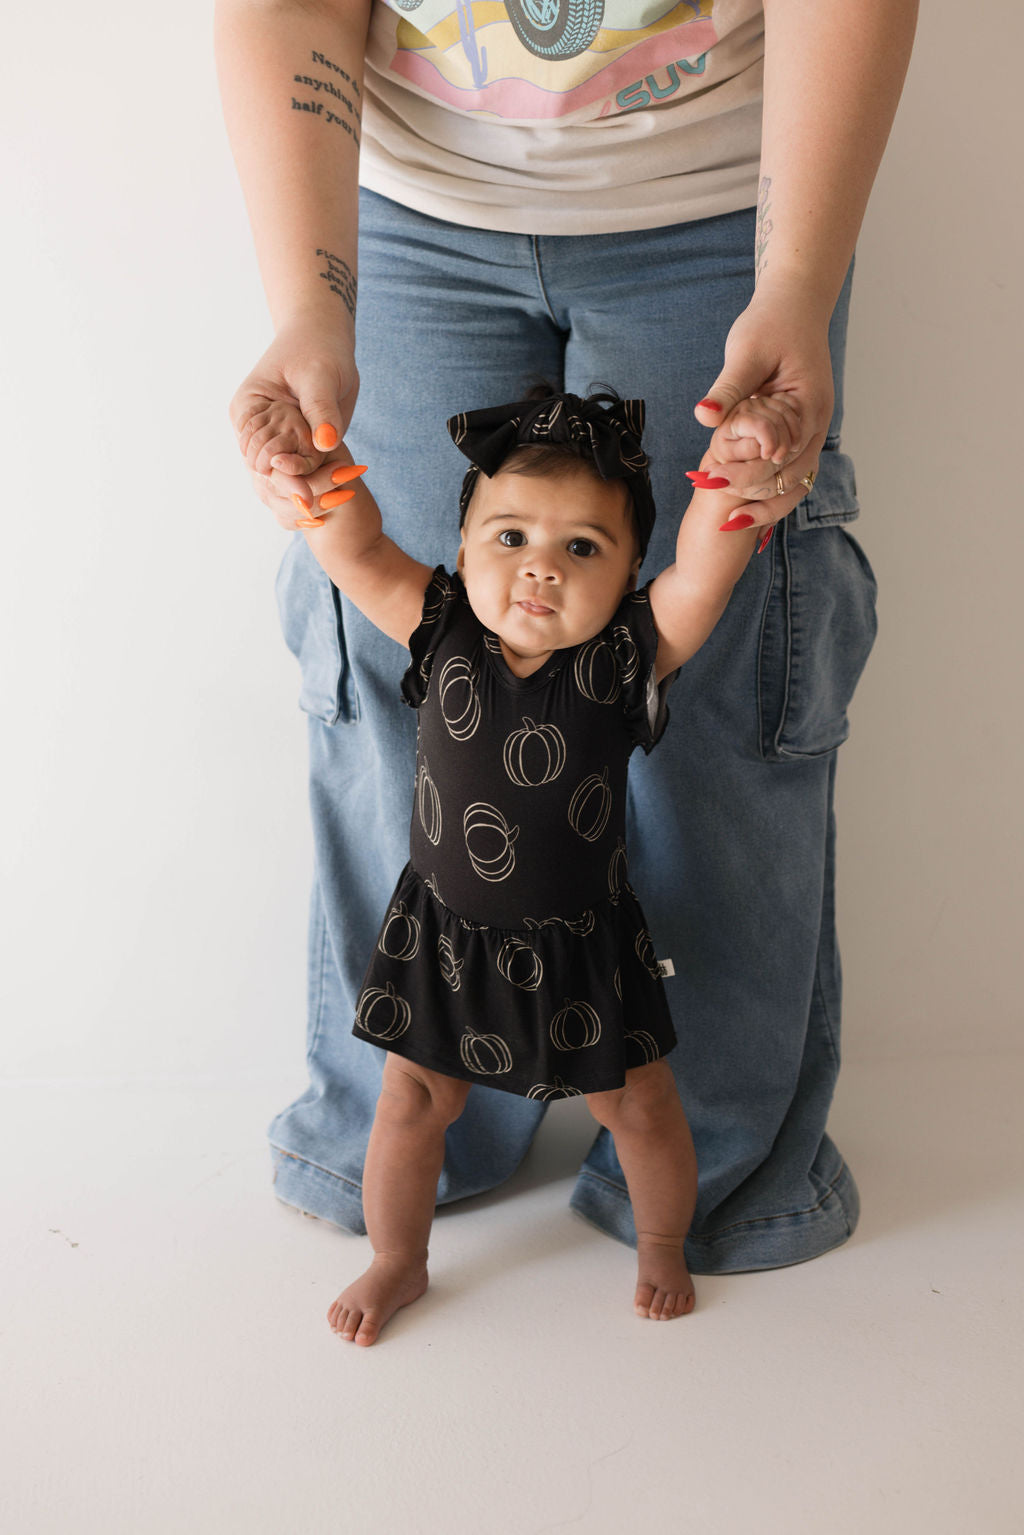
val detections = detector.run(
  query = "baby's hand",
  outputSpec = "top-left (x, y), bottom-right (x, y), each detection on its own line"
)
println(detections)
top-left (708, 392), bottom-right (803, 467)
top-left (688, 391), bottom-right (819, 512)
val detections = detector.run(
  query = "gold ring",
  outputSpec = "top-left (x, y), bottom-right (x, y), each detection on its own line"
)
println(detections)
top-left (775, 470), bottom-right (786, 497)
top-left (800, 470), bottom-right (817, 492)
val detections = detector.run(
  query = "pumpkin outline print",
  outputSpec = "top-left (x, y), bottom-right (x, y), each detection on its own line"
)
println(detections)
top-left (634, 926), bottom-right (661, 979)
top-left (356, 981), bottom-right (412, 1040)
top-left (459, 1023), bottom-right (514, 1075)
top-left (377, 901), bottom-right (421, 962)
top-left (438, 654), bottom-right (481, 741)
top-left (502, 715), bottom-right (567, 788)
top-left (549, 998), bottom-right (602, 1051)
top-left (613, 964), bottom-right (622, 1000)
top-left (523, 909), bottom-right (594, 937)
top-left (527, 1075), bottom-right (583, 1101)
top-left (568, 767), bottom-right (612, 843)
top-left (610, 624), bottom-right (641, 684)
top-left (463, 800), bottom-right (519, 882)
top-left (573, 636), bottom-right (621, 704)
top-left (417, 759), bottom-right (443, 846)
top-left (420, 576), bottom-right (451, 630)
top-left (608, 837), bottom-right (628, 894)
top-left (437, 934), bottom-right (464, 991)
top-left (624, 1028), bottom-right (662, 1066)
top-left (495, 935), bottom-right (544, 991)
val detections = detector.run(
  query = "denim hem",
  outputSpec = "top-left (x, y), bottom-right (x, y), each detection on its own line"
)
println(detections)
top-left (269, 1144), bottom-right (368, 1235)
top-left (568, 1160), bottom-right (861, 1274)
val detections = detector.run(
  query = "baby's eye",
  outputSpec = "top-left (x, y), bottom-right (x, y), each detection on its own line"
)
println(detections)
top-left (568, 538), bottom-right (597, 558)
top-left (498, 529), bottom-right (526, 548)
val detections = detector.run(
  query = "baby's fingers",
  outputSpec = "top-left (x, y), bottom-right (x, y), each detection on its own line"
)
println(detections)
top-left (715, 394), bottom-right (802, 465)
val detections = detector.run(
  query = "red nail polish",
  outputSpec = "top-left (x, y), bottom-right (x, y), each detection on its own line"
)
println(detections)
top-left (757, 524), bottom-right (776, 554)
top-left (698, 399), bottom-right (723, 411)
top-left (719, 514), bottom-right (755, 531)
top-left (698, 476), bottom-right (731, 489)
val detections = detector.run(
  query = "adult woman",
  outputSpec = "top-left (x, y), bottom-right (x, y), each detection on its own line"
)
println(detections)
top-left (216, 0), bottom-right (917, 1270)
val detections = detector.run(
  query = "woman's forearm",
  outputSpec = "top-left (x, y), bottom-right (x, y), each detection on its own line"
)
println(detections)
top-left (214, 0), bottom-right (371, 337)
top-left (757, 0), bottom-right (919, 316)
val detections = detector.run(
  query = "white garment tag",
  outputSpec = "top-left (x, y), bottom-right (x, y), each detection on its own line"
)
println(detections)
top-left (656, 958), bottom-right (675, 978)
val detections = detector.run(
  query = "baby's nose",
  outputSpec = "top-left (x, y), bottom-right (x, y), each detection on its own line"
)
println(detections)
top-left (520, 547), bottom-right (561, 581)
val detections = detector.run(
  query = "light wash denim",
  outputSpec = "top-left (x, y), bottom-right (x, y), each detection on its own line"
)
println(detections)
top-left (267, 190), bottom-right (878, 1272)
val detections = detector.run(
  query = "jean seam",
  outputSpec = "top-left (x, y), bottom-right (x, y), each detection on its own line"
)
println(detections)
top-left (270, 1145), bottom-right (364, 1195)
top-left (530, 236), bottom-right (563, 331)
top-left (577, 1161), bottom-right (850, 1237)
top-left (305, 891), bottom-right (330, 1066)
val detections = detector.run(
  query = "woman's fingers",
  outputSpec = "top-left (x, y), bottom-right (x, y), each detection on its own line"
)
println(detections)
top-left (264, 460), bottom-right (366, 524)
top-left (710, 452), bottom-right (822, 517)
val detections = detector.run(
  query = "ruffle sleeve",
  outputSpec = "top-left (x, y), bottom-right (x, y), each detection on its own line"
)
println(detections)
top-left (609, 581), bottom-right (678, 755)
top-left (400, 566), bottom-right (462, 709)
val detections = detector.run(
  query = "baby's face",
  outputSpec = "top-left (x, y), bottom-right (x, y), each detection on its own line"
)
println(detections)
top-left (456, 465), bottom-right (640, 678)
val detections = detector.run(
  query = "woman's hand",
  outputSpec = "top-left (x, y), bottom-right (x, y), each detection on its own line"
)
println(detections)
top-left (229, 321), bottom-right (360, 519)
top-left (247, 445), bottom-right (367, 533)
top-left (690, 283), bottom-right (835, 524)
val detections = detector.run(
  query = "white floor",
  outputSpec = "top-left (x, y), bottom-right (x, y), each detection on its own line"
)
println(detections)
top-left (4, 1051), bottom-right (1023, 1535)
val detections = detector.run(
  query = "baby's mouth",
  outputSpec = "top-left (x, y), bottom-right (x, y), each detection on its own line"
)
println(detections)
top-left (516, 599), bottom-right (556, 617)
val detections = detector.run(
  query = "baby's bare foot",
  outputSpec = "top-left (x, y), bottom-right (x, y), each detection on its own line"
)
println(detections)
top-left (634, 1233), bottom-right (695, 1320)
top-left (327, 1252), bottom-right (429, 1347)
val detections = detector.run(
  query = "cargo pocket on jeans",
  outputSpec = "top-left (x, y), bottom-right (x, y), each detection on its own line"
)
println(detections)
top-left (757, 451), bottom-right (878, 761)
top-left (275, 535), bottom-right (360, 725)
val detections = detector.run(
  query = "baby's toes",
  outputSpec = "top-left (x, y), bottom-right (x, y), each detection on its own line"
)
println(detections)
top-left (339, 1308), bottom-right (362, 1341)
top-left (634, 1282), bottom-right (657, 1318)
top-left (353, 1312), bottom-right (381, 1347)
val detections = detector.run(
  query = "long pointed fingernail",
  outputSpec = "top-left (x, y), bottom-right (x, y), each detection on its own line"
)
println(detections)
top-left (757, 524), bottom-right (776, 554)
top-left (296, 517), bottom-right (326, 529)
top-left (313, 423), bottom-right (338, 451)
top-left (331, 464), bottom-right (368, 485)
top-left (719, 514), bottom-right (755, 531)
top-left (690, 474), bottom-right (731, 489)
top-left (292, 494), bottom-right (312, 513)
top-left (319, 488), bottom-right (356, 510)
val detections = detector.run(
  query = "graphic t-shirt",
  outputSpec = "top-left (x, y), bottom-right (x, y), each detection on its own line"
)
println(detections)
top-left (357, 0), bottom-right (764, 233)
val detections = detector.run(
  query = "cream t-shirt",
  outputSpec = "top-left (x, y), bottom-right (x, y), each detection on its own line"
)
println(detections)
top-left (353, 0), bottom-right (764, 233)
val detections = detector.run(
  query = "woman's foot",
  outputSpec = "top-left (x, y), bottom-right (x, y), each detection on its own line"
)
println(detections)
top-left (634, 1233), bottom-right (695, 1320)
top-left (327, 1252), bottom-right (429, 1346)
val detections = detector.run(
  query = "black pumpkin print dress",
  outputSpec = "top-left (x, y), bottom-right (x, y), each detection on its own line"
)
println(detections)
top-left (352, 567), bottom-right (679, 1099)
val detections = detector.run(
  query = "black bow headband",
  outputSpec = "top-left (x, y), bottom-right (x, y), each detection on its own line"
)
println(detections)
top-left (447, 391), bottom-right (656, 559)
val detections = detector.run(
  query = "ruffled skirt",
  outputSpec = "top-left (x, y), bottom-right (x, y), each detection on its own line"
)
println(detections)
top-left (352, 862), bottom-right (678, 1099)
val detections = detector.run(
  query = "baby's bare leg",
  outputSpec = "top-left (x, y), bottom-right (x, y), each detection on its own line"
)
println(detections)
top-left (328, 1055), bottom-right (471, 1346)
top-left (586, 1060), bottom-right (698, 1320)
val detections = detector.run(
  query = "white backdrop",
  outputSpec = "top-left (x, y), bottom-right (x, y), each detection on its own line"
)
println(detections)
top-left (2, 1), bottom-right (1021, 1087)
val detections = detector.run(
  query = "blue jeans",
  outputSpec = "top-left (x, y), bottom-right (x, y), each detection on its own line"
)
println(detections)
top-left (267, 189), bottom-right (878, 1272)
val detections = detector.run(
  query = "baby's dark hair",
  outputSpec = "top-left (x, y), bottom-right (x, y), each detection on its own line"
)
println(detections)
top-left (458, 380), bottom-right (647, 557)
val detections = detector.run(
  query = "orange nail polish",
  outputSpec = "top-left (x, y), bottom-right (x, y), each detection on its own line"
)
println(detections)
top-left (330, 464), bottom-right (368, 485)
top-left (296, 517), bottom-right (326, 529)
top-left (292, 494), bottom-right (312, 514)
top-left (320, 488), bottom-right (356, 510)
top-left (313, 423), bottom-right (338, 451)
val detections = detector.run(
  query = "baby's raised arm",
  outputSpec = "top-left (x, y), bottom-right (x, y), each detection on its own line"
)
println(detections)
top-left (296, 445), bottom-right (435, 647)
top-left (647, 453), bottom-right (810, 680)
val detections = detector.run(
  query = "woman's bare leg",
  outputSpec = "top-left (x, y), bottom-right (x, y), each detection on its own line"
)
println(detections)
top-left (328, 1054), bottom-right (471, 1346)
top-left (585, 1059), bottom-right (698, 1319)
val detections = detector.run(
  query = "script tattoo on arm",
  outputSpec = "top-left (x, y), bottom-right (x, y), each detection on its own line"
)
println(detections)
top-left (755, 176), bottom-right (773, 285)
top-left (290, 49), bottom-right (362, 145)
top-left (317, 249), bottom-right (357, 319)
